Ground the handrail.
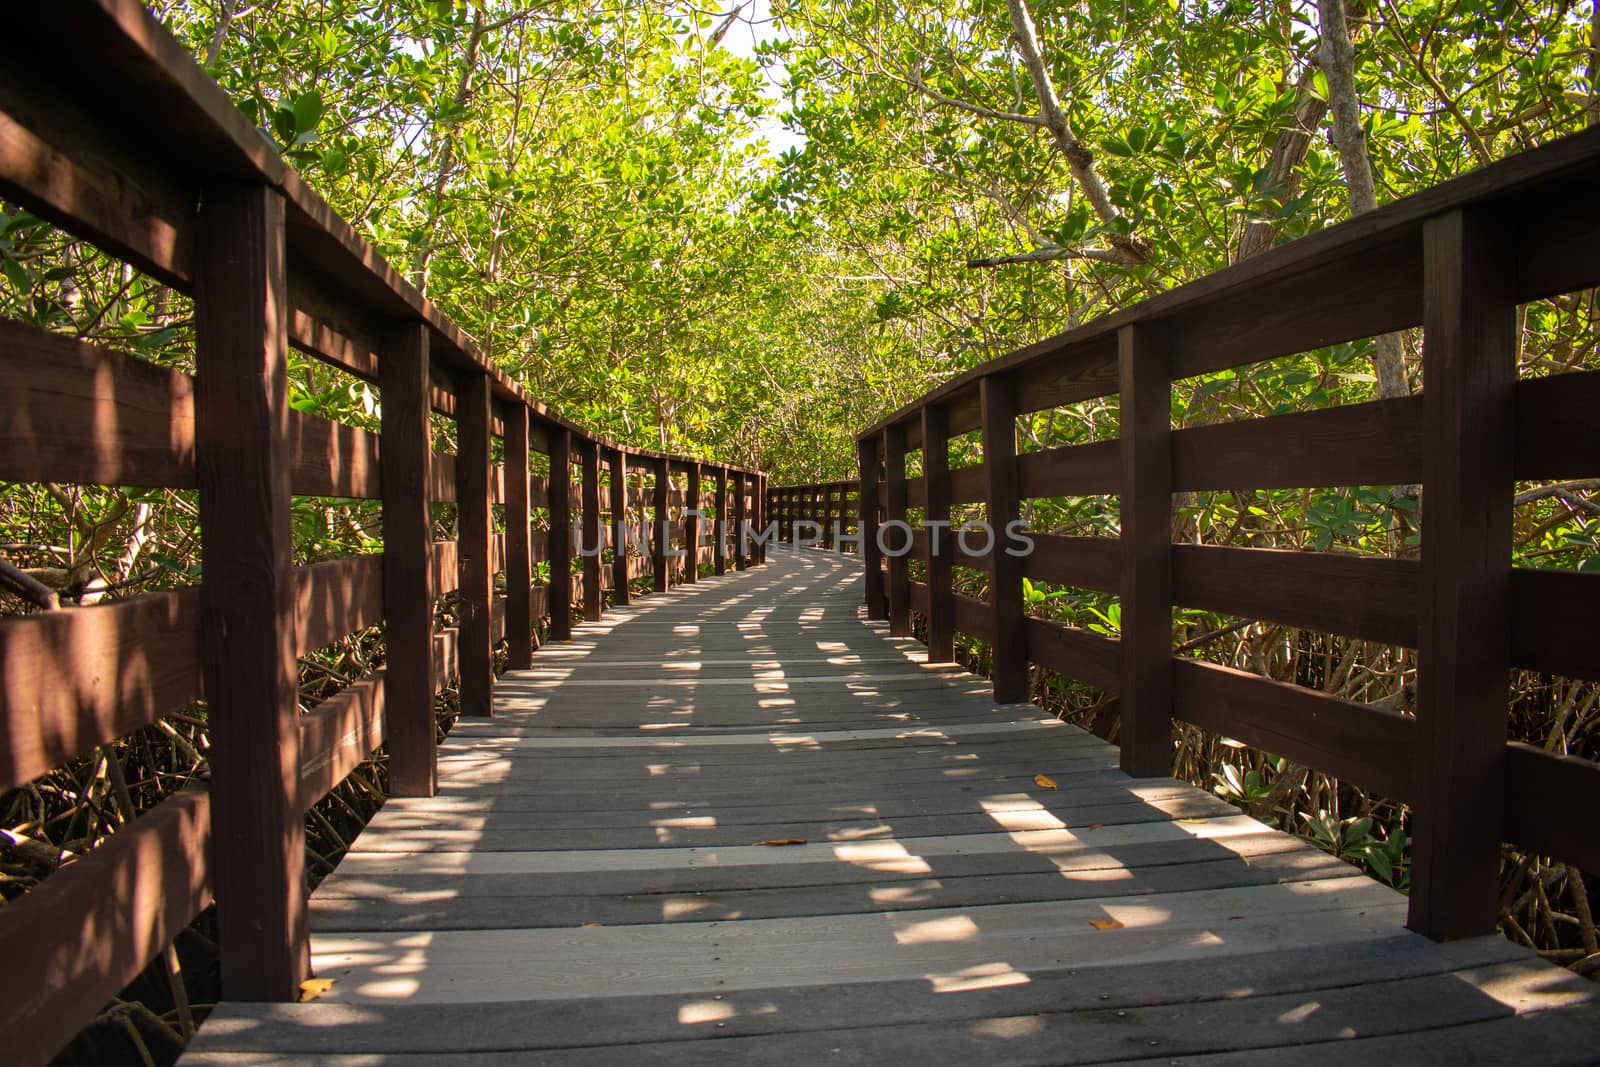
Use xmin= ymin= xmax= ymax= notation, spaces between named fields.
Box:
xmin=849 ymin=127 xmax=1600 ymax=944
xmin=0 ymin=3 xmax=766 ymax=1062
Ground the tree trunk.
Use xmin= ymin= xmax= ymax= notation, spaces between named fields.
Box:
xmin=1316 ymin=0 xmax=1409 ymax=399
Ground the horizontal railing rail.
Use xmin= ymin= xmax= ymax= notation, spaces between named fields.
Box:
xmin=0 ymin=3 xmax=765 ymax=1063
xmin=853 ymin=125 xmax=1600 ymax=944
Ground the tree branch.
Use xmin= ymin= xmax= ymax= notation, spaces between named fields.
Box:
xmin=967 ymin=244 xmax=1124 ymax=268
xmin=906 ymin=66 xmax=1049 ymax=128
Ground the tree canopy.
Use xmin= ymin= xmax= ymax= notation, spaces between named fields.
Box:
xmin=135 ymin=0 xmax=1595 ymax=481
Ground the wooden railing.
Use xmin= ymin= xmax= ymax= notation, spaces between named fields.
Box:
xmin=0 ymin=4 xmax=764 ymax=1062
xmin=840 ymin=127 xmax=1600 ymax=943
xmin=768 ymin=480 xmax=860 ymax=550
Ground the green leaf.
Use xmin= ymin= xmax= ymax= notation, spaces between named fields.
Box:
xmin=293 ymin=91 xmax=325 ymax=134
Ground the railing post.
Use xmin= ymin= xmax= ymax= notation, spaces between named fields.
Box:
xmin=193 ymin=182 xmax=305 ymax=1000
xmin=1409 ymin=208 xmax=1516 ymax=940
xmin=653 ymin=455 xmax=670 ymax=591
xmin=822 ymin=482 xmax=835 ymax=550
xmin=922 ymin=403 xmax=954 ymax=663
xmin=609 ymin=448 xmax=629 ymax=605
xmin=733 ymin=470 xmax=748 ymax=570
xmin=456 ymin=371 xmax=494 ymax=718
xmin=685 ymin=463 xmax=701 ymax=582
xmin=981 ymin=374 xmax=1028 ymax=704
xmin=381 ymin=321 xmax=436 ymax=796
xmin=503 ymin=402 xmax=533 ymax=670
xmin=860 ymin=437 xmax=886 ymax=618
xmin=755 ymin=474 xmax=766 ymax=564
xmin=885 ymin=430 xmax=910 ymax=636
xmin=714 ymin=466 xmax=728 ymax=575
xmin=1118 ymin=322 xmax=1174 ymax=775
xmin=581 ymin=440 xmax=602 ymax=621
xmin=547 ymin=427 xmax=572 ymax=640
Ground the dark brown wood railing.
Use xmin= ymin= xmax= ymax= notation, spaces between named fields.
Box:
xmin=769 ymin=481 xmax=860 ymax=550
xmin=784 ymin=126 xmax=1600 ymax=945
xmin=0 ymin=4 xmax=764 ymax=1063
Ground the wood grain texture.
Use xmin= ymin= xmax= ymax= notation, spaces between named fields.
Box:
xmin=546 ymin=428 xmax=572 ymax=640
xmin=1172 ymin=544 xmax=1419 ymax=646
xmin=980 ymin=375 xmax=1027 ymax=703
xmin=455 ymin=372 xmax=494 ymax=719
xmin=192 ymin=182 xmax=305 ymax=1000
xmin=714 ymin=466 xmax=728 ymax=576
xmin=1173 ymin=658 xmax=1417 ymax=800
xmin=884 ymin=425 xmax=910 ymax=636
xmin=653 ymin=455 xmax=670 ymax=592
xmin=1410 ymin=208 xmax=1515 ymax=940
xmin=502 ymin=404 xmax=533 ymax=669
xmin=1117 ymin=322 xmax=1174 ymax=777
xmin=608 ymin=450 xmax=630 ymax=605
xmin=921 ymin=404 xmax=954 ymax=662
xmin=1172 ymin=396 xmax=1423 ymax=491
xmin=580 ymin=441 xmax=602 ymax=621
xmin=0 ymin=587 xmax=201 ymax=791
xmin=1 ymin=787 xmax=211 ymax=1067
xmin=1017 ymin=441 xmax=1121 ymax=499
xmin=1026 ymin=617 xmax=1121 ymax=692
xmin=1503 ymin=743 xmax=1600 ymax=875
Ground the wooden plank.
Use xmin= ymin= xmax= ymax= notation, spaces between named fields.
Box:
xmin=1118 ymin=321 xmax=1174 ymax=777
xmin=379 ymin=318 xmax=436 ymax=797
xmin=0 ymin=85 xmax=194 ymax=290
xmin=608 ymin=450 xmax=630 ymax=605
xmin=0 ymin=319 xmax=194 ymax=488
xmin=952 ymin=591 xmax=993 ymax=642
xmin=291 ymin=554 xmax=382 ymax=656
xmin=192 ymin=182 xmax=304 ymax=999
xmin=1510 ymin=568 xmax=1599 ymax=681
xmin=1503 ymin=743 xmax=1600 ymax=874
xmin=1026 ymin=617 xmax=1121 ymax=692
xmin=454 ymin=372 xmax=494 ymax=719
xmin=503 ymin=404 xmax=533 ymax=669
xmin=884 ymin=425 xmax=910 ymax=636
xmin=1410 ymin=208 xmax=1516 ymax=940
xmin=0 ymin=787 xmax=211 ymax=1067
xmin=1515 ymin=370 xmax=1600 ymax=479
xmin=298 ymin=673 xmax=385 ymax=810
xmin=0 ymin=588 xmax=201 ymax=791
xmin=1023 ymin=534 xmax=1121 ymax=592
xmin=187 ymin=935 xmax=1533 ymax=1056
xmin=286 ymin=410 xmax=381 ymax=499
xmin=284 ymin=268 xmax=381 ymax=382
xmin=1172 ymin=545 xmax=1419 ymax=646
xmin=581 ymin=441 xmax=602 ymax=621
xmin=546 ymin=429 xmax=571 ymax=641
xmin=922 ymin=403 xmax=954 ymax=662
xmin=1017 ymin=440 xmax=1121 ymax=499
xmin=430 ymin=540 xmax=459 ymax=596
xmin=426 ymin=450 xmax=454 ymax=503
xmin=1172 ymin=396 xmax=1424 ymax=491
xmin=1173 ymin=658 xmax=1417 ymax=800
xmin=652 ymin=454 xmax=669 ymax=592
xmin=949 ymin=463 xmax=987 ymax=505
xmin=980 ymin=374 xmax=1027 ymax=703
xmin=0 ymin=319 xmax=377 ymax=496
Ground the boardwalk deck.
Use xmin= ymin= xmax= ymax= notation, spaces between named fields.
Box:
xmin=184 ymin=549 xmax=1600 ymax=1064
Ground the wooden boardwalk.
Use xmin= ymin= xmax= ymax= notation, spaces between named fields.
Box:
xmin=185 ymin=549 xmax=1600 ymax=1064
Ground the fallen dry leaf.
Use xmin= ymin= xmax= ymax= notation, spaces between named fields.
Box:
xmin=1088 ymin=918 xmax=1125 ymax=931
xmin=581 ymin=922 xmax=604 ymax=928
xmin=1085 ymin=822 xmax=1104 ymax=831
xmin=298 ymin=978 xmax=335 ymax=1003
xmin=1033 ymin=773 xmax=1059 ymax=790
xmin=755 ymin=838 xmax=808 ymax=846
xmin=1227 ymin=915 xmax=1246 ymax=921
